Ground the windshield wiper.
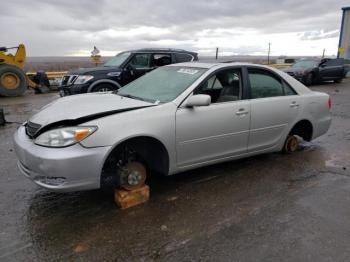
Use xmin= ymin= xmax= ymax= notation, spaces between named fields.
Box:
xmin=117 ymin=93 xmax=156 ymax=103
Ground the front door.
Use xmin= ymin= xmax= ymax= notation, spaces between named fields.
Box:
xmin=127 ymin=53 xmax=153 ymax=81
xmin=176 ymin=68 xmax=250 ymax=167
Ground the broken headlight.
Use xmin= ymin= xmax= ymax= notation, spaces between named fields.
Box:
xmin=34 ymin=126 xmax=97 ymax=147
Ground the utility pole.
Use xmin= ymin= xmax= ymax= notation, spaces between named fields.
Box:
xmin=322 ymin=48 xmax=325 ymax=59
xmin=267 ymin=43 xmax=271 ymax=64
xmin=215 ymin=47 xmax=219 ymax=60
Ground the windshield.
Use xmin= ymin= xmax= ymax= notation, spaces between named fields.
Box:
xmin=118 ymin=66 xmax=207 ymax=103
xmin=292 ymin=60 xmax=318 ymax=69
xmin=104 ymin=52 xmax=131 ymax=67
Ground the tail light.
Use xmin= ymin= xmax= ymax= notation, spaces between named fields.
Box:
xmin=328 ymin=96 xmax=332 ymax=109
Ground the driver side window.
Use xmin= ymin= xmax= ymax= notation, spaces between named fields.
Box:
xmin=129 ymin=53 xmax=151 ymax=68
xmin=194 ymin=69 xmax=242 ymax=103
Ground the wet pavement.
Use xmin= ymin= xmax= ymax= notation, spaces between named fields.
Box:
xmin=0 ymin=81 xmax=350 ymax=262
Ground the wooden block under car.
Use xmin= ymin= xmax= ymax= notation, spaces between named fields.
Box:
xmin=114 ymin=185 xmax=150 ymax=209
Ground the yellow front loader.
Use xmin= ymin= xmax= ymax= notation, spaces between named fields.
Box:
xmin=0 ymin=44 xmax=41 ymax=97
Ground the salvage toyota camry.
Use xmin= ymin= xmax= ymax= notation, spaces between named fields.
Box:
xmin=14 ymin=62 xmax=331 ymax=192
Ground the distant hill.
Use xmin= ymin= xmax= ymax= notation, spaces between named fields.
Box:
xmin=25 ymin=56 xmax=111 ymax=72
xmin=24 ymin=55 xmax=317 ymax=72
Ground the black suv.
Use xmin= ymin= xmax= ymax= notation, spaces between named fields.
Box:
xmin=59 ymin=48 xmax=198 ymax=96
xmin=283 ymin=58 xmax=349 ymax=86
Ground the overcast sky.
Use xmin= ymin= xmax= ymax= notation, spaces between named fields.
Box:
xmin=1 ymin=0 xmax=348 ymax=57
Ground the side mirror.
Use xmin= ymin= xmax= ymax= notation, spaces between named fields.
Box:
xmin=185 ymin=94 xmax=211 ymax=107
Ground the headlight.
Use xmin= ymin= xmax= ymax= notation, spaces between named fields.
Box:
xmin=107 ymin=71 xmax=121 ymax=77
xmin=74 ymin=75 xmax=94 ymax=84
xmin=34 ymin=126 xmax=97 ymax=147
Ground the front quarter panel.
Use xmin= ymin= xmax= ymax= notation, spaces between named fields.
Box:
xmin=79 ymin=102 xmax=177 ymax=173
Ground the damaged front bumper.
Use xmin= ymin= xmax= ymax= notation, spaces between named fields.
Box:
xmin=13 ymin=125 xmax=111 ymax=192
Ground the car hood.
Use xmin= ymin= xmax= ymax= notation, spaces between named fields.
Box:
xmin=68 ymin=66 xmax=121 ymax=75
xmin=29 ymin=93 xmax=154 ymax=130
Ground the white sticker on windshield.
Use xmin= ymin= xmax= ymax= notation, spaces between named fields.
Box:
xmin=177 ymin=68 xmax=199 ymax=75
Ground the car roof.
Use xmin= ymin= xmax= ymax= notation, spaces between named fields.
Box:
xmin=167 ymin=62 xmax=219 ymax=69
xmin=126 ymin=48 xmax=197 ymax=55
xmin=167 ymin=62 xmax=270 ymax=69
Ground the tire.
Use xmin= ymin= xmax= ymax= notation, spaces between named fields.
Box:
xmin=91 ymin=83 xmax=115 ymax=93
xmin=304 ymin=73 xmax=313 ymax=86
xmin=334 ymin=78 xmax=343 ymax=83
xmin=0 ymin=64 xmax=27 ymax=97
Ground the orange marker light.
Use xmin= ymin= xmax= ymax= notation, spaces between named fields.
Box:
xmin=74 ymin=129 xmax=90 ymax=141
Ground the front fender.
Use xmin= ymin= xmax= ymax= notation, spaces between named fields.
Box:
xmin=88 ymin=79 xmax=121 ymax=92
xmin=79 ymin=103 xmax=178 ymax=174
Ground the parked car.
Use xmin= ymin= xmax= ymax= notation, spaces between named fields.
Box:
xmin=59 ymin=48 xmax=198 ymax=96
xmin=283 ymin=58 xmax=346 ymax=85
xmin=14 ymin=63 xmax=331 ymax=192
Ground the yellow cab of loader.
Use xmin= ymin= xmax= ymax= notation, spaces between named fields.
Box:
xmin=0 ymin=44 xmax=42 ymax=97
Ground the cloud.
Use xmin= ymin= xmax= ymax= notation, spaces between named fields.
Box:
xmin=0 ymin=0 xmax=347 ymax=56
xmin=299 ymin=30 xmax=340 ymax=40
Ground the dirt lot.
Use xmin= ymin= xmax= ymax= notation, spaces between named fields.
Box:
xmin=0 ymin=80 xmax=350 ymax=261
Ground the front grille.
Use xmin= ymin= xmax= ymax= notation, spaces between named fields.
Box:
xmin=26 ymin=121 xmax=41 ymax=138
xmin=61 ymin=75 xmax=78 ymax=86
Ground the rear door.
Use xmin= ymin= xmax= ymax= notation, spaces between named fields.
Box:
xmin=247 ymin=68 xmax=301 ymax=152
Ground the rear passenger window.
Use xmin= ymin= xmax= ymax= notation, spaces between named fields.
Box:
xmin=248 ymin=69 xmax=283 ymax=98
xmin=248 ymin=68 xmax=296 ymax=98
xmin=151 ymin=54 xmax=172 ymax=67
xmin=175 ymin=53 xmax=193 ymax=63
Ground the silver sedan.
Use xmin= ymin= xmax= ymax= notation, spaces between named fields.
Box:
xmin=14 ymin=62 xmax=332 ymax=192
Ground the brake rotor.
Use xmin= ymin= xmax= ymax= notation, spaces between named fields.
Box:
xmin=120 ymin=161 xmax=146 ymax=191
xmin=285 ymin=135 xmax=299 ymax=153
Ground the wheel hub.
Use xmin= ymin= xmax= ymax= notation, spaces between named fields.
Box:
xmin=286 ymin=135 xmax=298 ymax=152
xmin=119 ymin=161 xmax=146 ymax=190
xmin=0 ymin=73 xmax=20 ymax=89
xmin=127 ymin=170 xmax=143 ymax=186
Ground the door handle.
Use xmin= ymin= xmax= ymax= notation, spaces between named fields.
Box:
xmin=290 ymin=101 xmax=299 ymax=108
xmin=236 ymin=108 xmax=249 ymax=116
